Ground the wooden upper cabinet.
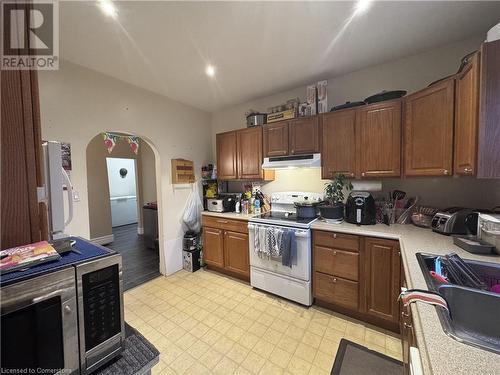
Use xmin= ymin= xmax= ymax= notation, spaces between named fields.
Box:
xmin=356 ymin=100 xmax=402 ymax=178
xmin=364 ymin=237 xmax=401 ymax=324
xmin=202 ymin=227 xmax=224 ymax=268
xmin=478 ymin=40 xmax=500 ymax=178
xmin=455 ymin=52 xmax=480 ymax=176
xmin=321 ymin=110 xmax=356 ymax=179
xmin=289 ymin=116 xmax=320 ymax=155
xmin=404 ymin=79 xmax=454 ymax=176
xmin=216 ymin=131 xmax=238 ymax=180
xmin=224 ymin=230 xmax=250 ymax=278
xmin=237 ymin=127 xmax=263 ymax=180
xmin=263 ymin=122 xmax=289 ymax=157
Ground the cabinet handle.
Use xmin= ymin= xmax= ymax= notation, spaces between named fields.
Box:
xmin=361 ymin=172 xmax=366 ymax=177
xmin=349 ymin=173 xmax=354 ymax=177
xmin=333 ymin=250 xmax=337 ymax=255
xmin=464 ymin=167 xmax=472 ymax=173
xmin=332 ymin=233 xmax=337 ymax=239
xmin=401 ymin=311 xmax=409 ymax=318
xmin=443 ymin=169 xmax=449 ymax=175
xmin=404 ymin=322 xmax=412 ymax=329
xmin=291 ymin=149 xmax=295 ymax=154
xmin=332 ymin=278 xmax=337 ymax=283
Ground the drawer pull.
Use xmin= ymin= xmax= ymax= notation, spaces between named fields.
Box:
xmin=332 ymin=278 xmax=337 ymax=283
xmin=404 ymin=322 xmax=412 ymax=329
xmin=332 ymin=233 xmax=337 ymax=239
xmin=333 ymin=250 xmax=337 ymax=255
xmin=401 ymin=311 xmax=409 ymax=318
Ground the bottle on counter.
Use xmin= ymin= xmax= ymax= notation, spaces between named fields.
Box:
xmin=254 ymin=198 xmax=261 ymax=215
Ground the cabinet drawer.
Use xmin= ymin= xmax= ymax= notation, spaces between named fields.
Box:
xmin=202 ymin=216 xmax=248 ymax=233
xmin=314 ymin=246 xmax=359 ymax=281
xmin=314 ymin=272 xmax=358 ymax=310
xmin=314 ymin=231 xmax=359 ymax=252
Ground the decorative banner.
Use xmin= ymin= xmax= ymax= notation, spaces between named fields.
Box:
xmin=102 ymin=132 xmax=118 ymax=154
xmin=127 ymin=136 xmax=140 ymax=154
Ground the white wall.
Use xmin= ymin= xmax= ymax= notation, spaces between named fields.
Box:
xmin=212 ymin=35 xmax=500 ymax=209
xmin=106 ymin=158 xmax=137 ymax=198
xmin=39 ymin=61 xmax=212 ymax=275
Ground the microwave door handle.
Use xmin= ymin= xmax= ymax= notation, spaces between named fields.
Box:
xmin=32 ymin=288 xmax=71 ymax=304
xmin=61 ymin=167 xmax=74 ymax=227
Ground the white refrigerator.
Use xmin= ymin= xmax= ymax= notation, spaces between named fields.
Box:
xmin=40 ymin=141 xmax=74 ymax=239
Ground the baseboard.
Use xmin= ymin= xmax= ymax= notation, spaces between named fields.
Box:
xmin=137 ymin=227 xmax=144 ymax=235
xmin=91 ymin=234 xmax=114 ymax=245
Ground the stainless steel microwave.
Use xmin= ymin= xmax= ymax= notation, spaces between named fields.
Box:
xmin=0 ymin=254 xmax=124 ymax=374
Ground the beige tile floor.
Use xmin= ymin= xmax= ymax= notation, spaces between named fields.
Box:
xmin=124 ymin=269 xmax=403 ymax=375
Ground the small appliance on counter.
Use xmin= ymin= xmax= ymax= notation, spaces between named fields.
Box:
xmin=182 ymin=231 xmax=200 ymax=272
xmin=207 ymin=194 xmax=238 ymax=213
xmin=477 ymin=213 xmax=500 ymax=255
xmin=345 ymin=191 xmax=376 ymax=225
xmin=431 ymin=207 xmax=474 ymax=235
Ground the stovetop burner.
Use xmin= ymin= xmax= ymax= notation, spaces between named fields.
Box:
xmin=250 ymin=211 xmax=319 ymax=228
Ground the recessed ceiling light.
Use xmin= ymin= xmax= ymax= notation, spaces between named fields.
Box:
xmin=355 ymin=0 xmax=372 ymax=14
xmin=98 ymin=0 xmax=117 ymax=18
xmin=205 ymin=65 xmax=216 ymax=78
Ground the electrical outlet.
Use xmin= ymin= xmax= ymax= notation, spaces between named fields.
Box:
xmin=73 ymin=190 xmax=81 ymax=202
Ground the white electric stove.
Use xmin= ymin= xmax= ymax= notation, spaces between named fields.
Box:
xmin=248 ymin=192 xmax=323 ymax=306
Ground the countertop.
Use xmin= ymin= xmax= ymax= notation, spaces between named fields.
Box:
xmin=202 ymin=211 xmax=257 ymax=221
xmin=201 ymin=211 xmax=500 ymax=374
xmin=311 ymin=220 xmax=500 ymax=375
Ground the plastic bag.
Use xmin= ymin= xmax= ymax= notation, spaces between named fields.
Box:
xmin=182 ymin=182 xmax=203 ymax=232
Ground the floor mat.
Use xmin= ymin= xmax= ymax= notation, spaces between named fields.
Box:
xmin=331 ymin=338 xmax=403 ymax=375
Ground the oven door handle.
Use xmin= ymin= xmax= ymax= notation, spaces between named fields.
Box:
xmin=247 ymin=223 xmax=310 ymax=238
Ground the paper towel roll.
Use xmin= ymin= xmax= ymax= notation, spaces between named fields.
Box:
xmin=351 ymin=180 xmax=382 ymax=192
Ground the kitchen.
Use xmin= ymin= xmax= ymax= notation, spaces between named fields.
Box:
xmin=2 ymin=1 xmax=500 ymax=375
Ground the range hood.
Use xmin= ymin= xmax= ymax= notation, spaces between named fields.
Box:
xmin=262 ymin=153 xmax=321 ymax=170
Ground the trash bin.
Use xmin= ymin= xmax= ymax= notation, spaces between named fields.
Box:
xmin=143 ymin=202 xmax=158 ymax=250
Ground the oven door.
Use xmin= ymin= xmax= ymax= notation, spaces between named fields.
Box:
xmin=0 ymin=267 xmax=79 ymax=374
xmin=248 ymin=223 xmax=312 ymax=281
xmin=76 ymin=254 xmax=124 ymax=375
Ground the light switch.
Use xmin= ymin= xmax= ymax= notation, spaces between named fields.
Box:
xmin=73 ymin=190 xmax=81 ymax=202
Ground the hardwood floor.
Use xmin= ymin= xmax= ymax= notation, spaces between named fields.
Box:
xmin=107 ymin=224 xmax=160 ymax=291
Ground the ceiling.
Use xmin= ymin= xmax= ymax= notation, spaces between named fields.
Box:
xmin=60 ymin=1 xmax=500 ymax=112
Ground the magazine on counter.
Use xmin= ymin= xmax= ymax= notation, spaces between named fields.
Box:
xmin=0 ymin=241 xmax=61 ymax=274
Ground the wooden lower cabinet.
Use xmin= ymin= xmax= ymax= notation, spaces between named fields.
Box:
xmin=202 ymin=227 xmax=224 ymax=268
xmin=202 ymin=216 xmax=250 ymax=280
xmin=364 ymin=237 xmax=401 ymax=325
xmin=400 ymin=265 xmax=416 ymax=375
xmin=313 ymin=230 xmax=401 ymax=332
xmin=224 ymin=230 xmax=249 ymax=278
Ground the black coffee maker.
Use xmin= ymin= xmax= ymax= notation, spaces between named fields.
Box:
xmin=346 ymin=191 xmax=376 ymax=225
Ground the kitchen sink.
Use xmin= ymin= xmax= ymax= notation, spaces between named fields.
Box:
xmin=416 ymin=253 xmax=500 ymax=354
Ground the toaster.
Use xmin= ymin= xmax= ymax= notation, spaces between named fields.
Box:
xmin=345 ymin=191 xmax=376 ymax=225
xmin=431 ymin=207 xmax=474 ymax=235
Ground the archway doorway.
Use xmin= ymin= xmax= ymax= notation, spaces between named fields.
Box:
xmin=85 ymin=132 xmax=161 ymax=290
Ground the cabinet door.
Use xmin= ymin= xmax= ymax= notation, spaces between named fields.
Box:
xmin=1 ymin=68 xmax=47 ymax=249
xmin=202 ymin=227 xmax=224 ymax=268
xmin=224 ymin=230 xmax=250 ymax=278
xmin=289 ymin=116 xmax=320 ymax=155
xmin=263 ymin=122 xmax=289 ymax=157
xmin=364 ymin=237 xmax=401 ymax=324
xmin=216 ymin=131 xmax=238 ymax=180
xmin=454 ymin=52 xmax=480 ymax=176
xmin=321 ymin=110 xmax=356 ymax=179
xmin=237 ymin=127 xmax=263 ymax=180
xmin=356 ymin=101 xmax=401 ymax=178
xmin=478 ymin=40 xmax=500 ymax=178
xmin=404 ymin=80 xmax=454 ymax=176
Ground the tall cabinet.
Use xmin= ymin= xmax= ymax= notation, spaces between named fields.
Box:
xmin=1 ymin=13 xmax=47 ymax=249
